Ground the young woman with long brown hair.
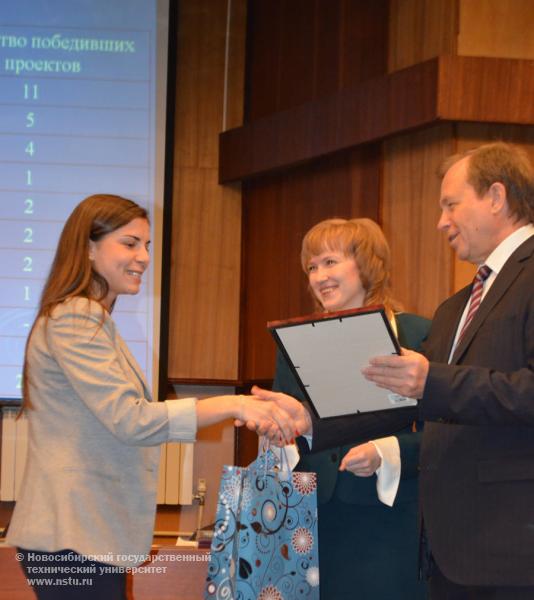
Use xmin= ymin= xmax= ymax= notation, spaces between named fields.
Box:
xmin=7 ymin=194 xmax=295 ymax=599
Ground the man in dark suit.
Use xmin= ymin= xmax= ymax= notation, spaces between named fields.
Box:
xmin=363 ymin=142 xmax=534 ymax=598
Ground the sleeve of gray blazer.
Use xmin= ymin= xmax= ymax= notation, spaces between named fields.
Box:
xmin=45 ymin=298 xmax=193 ymax=446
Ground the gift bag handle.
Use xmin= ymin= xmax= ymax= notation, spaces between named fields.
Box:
xmin=259 ymin=438 xmax=291 ymax=480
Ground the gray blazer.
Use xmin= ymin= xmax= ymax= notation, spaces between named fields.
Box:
xmin=7 ymin=297 xmax=196 ymax=567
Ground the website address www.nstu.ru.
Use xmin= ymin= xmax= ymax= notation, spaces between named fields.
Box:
xmin=27 ymin=577 xmax=93 ymax=587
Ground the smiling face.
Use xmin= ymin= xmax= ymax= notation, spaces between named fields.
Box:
xmin=307 ymin=250 xmax=366 ymax=312
xmin=437 ymin=157 xmax=497 ymax=265
xmin=88 ymin=217 xmax=150 ymax=308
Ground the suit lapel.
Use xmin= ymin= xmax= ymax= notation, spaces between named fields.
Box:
xmin=442 ymin=289 xmax=470 ymax=361
xmin=451 ymin=236 xmax=533 ymax=364
xmin=425 ymin=289 xmax=470 ymax=363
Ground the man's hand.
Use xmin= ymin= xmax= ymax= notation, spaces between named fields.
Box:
xmin=250 ymin=385 xmax=313 ymax=437
xmin=362 ymin=347 xmax=429 ymax=399
xmin=339 ymin=442 xmax=381 ymax=477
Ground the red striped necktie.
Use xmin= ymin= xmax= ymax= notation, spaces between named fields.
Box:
xmin=457 ymin=264 xmax=492 ymax=343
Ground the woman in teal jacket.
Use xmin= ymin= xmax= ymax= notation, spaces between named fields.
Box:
xmin=271 ymin=218 xmax=429 ymax=599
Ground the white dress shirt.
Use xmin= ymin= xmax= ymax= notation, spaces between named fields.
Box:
xmin=449 ymin=224 xmax=534 ymax=361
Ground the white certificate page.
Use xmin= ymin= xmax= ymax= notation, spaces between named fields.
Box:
xmin=272 ymin=309 xmax=417 ymax=418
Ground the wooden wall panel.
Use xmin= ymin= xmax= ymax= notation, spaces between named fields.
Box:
xmin=437 ymin=56 xmax=534 ymax=125
xmin=244 ymin=0 xmax=284 ymax=119
xmin=226 ymin=0 xmax=247 ymax=131
xmin=173 ymin=2 xmax=225 ymax=167
xmin=169 ymin=169 xmax=241 ymax=379
xmin=337 ymin=0 xmax=389 ymax=86
xmin=458 ymin=0 xmax=534 ymax=59
xmin=240 ymin=0 xmax=389 ymax=382
xmin=245 ymin=0 xmax=388 ymax=119
xmin=388 ymin=0 xmax=458 ymax=71
xmin=313 ymin=1 xmax=344 ymax=95
xmin=168 ymin=0 xmax=246 ymax=380
xmin=221 ymin=55 xmax=534 ymax=183
xmin=276 ymin=0 xmax=317 ymax=111
xmin=382 ymin=125 xmax=455 ymax=317
xmin=242 ymin=148 xmax=381 ymax=381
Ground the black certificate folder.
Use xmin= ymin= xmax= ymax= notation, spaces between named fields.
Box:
xmin=268 ymin=306 xmax=417 ymax=419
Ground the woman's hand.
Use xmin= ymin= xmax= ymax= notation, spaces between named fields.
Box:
xmin=196 ymin=394 xmax=295 ymax=445
xmin=249 ymin=386 xmax=313 ymax=437
xmin=339 ymin=442 xmax=381 ymax=477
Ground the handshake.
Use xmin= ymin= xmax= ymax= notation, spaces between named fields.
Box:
xmin=233 ymin=385 xmax=313 ymax=446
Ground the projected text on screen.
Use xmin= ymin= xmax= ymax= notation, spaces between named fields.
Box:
xmin=0 ymin=1 xmax=166 ymax=400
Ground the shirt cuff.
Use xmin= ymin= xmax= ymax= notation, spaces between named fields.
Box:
xmin=165 ymin=397 xmax=198 ymax=442
xmin=269 ymin=443 xmax=301 ymax=471
xmin=370 ymin=436 xmax=401 ymax=507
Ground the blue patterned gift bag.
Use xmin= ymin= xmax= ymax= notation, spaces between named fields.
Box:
xmin=205 ymin=447 xmax=320 ymax=599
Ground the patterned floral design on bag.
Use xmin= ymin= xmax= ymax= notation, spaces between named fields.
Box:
xmin=205 ymin=450 xmax=320 ymax=599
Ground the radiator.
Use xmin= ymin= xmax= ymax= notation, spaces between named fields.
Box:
xmin=0 ymin=408 xmax=194 ymax=505
xmin=157 ymin=442 xmax=194 ymax=505
xmin=0 ymin=407 xmax=28 ymax=501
